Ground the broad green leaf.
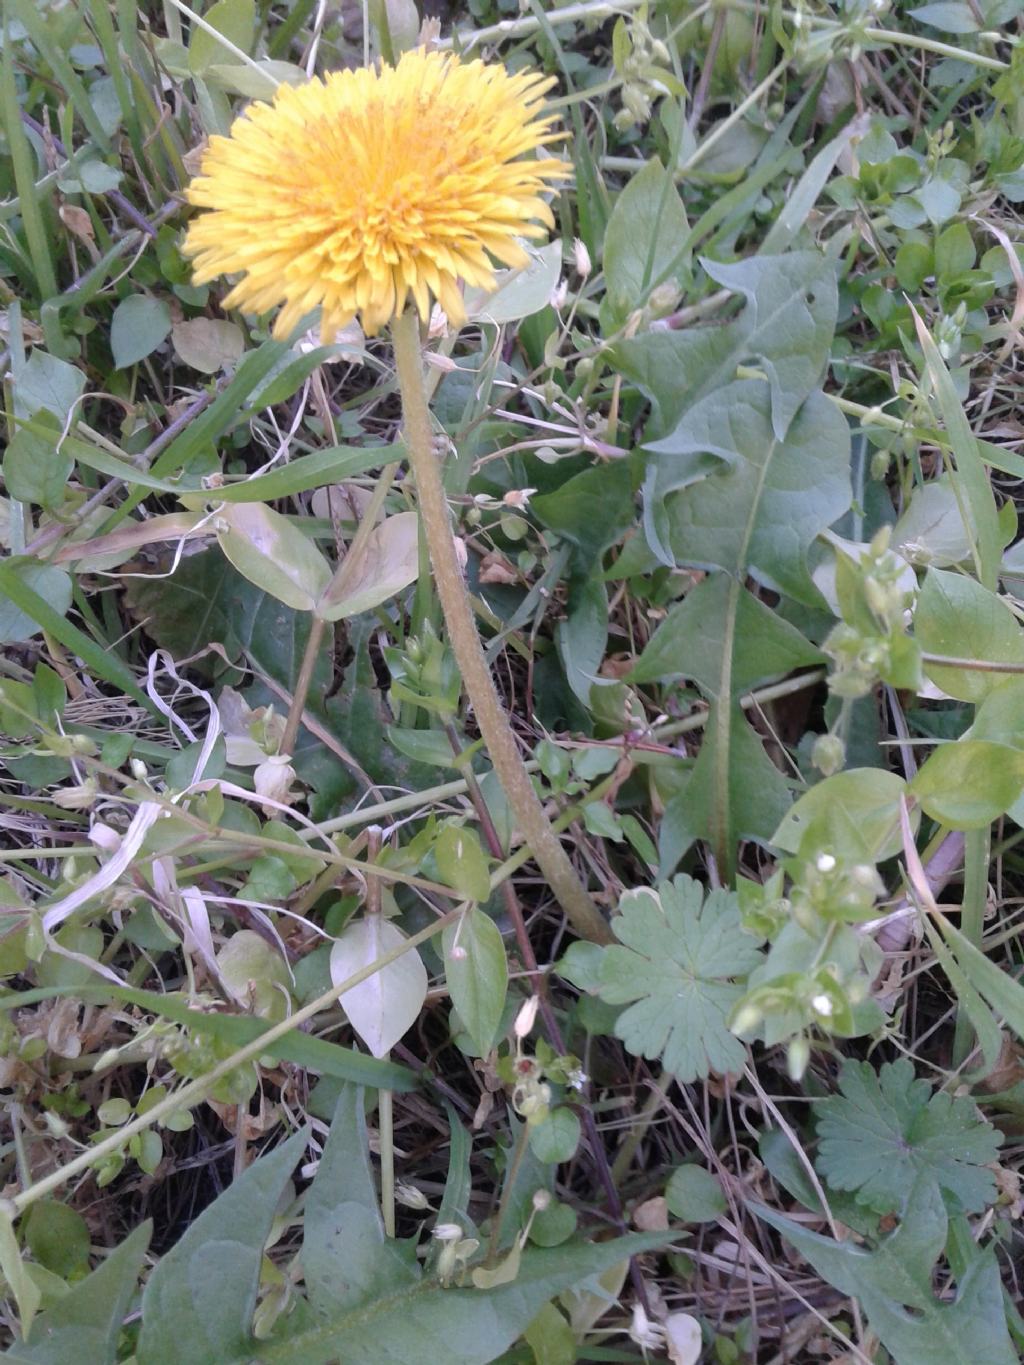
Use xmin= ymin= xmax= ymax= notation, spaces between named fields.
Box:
xmin=217 ymin=930 xmax=292 ymax=1021
xmin=171 ymin=318 xmax=245 ymax=373
xmin=3 ymin=424 xmax=71 ymax=507
xmin=665 ymin=1166 xmax=726 ymax=1223
xmin=443 ymin=909 xmax=508 ymax=1056
xmin=216 ymin=502 xmax=331 ymax=613
xmin=909 ymin=2 xmax=981 ymax=32
xmin=971 ymin=679 xmax=1024 ymax=824
xmin=642 ymin=379 xmax=851 ymax=599
xmin=204 ymin=59 xmax=305 ymax=98
xmin=330 ymin=917 xmax=429 ymax=1058
xmin=634 ymin=564 xmax=818 ymax=878
xmin=138 ymin=1129 xmax=307 ymax=1365
xmin=595 ymin=877 xmax=762 ymax=1083
xmin=528 ymin=1108 xmax=581 ymax=1165
xmin=755 ymin=1177 xmax=1017 ymax=1365
xmin=258 ymin=1233 xmax=667 ymax=1364
xmin=188 ymin=0 xmax=255 ymax=73
xmin=630 ymin=573 xmax=823 ymax=688
xmin=303 ymin=1088 xmax=417 ymax=1316
xmin=772 ymin=768 xmax=911 ymax=862
xmin=915 ymin=568 xmax=1024 ymax=702
xmin=610 ymin=251 xmax=837 ymax=441
xmin=893 ymin=477 xmax=977 ymax=568
xmin=0 ymin=563 xmax=71 ymax=643
xmin=6 ymin=1222 xmax=150 ymax=1365
xmin=532 ymin=458 xmax=634 ymax=567
xmin=22 ymin=1202 xmax=90 ymax=1280
xmin=316 ymin=512 xmax=419 ymax=621
xmin=435 ymin=826 xmax=492 ymax=904
xmin=124 ymin=549 xmax=331 ymax=685
xmin=910 ymin=739 xmax=1024 ymax=829
xmin=466 ymin=240 xmax=562 ymax=324
xmin=523 ymin=1303 xmax=575 ymax=1365
xmin=110 ymin=295 xmax=172 ymax=369
xmin=601 ymin=158 xmax=689 ymax=328
xmin=14 ymin=350 xmax=86 ymax=425
xmin=815 ymin=1059 xmax=1000 ymax=1215
xmin=660 ymin=700 xmax=792 ymax=876
xmin=556 ymin=574 xmax=608 ymax=707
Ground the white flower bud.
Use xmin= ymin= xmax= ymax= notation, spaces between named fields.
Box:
xmin=815 ymin=853 xmax=837 ymax=874
xmin=572 ymin=238 xmax=591 ymax=277
xmin=514 ymin=996 xmax=540 ymax=1039
xmin=431 ymin=1222 xmax=463 ymax=1242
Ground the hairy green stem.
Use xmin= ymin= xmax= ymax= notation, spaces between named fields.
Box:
xmin=390 ymin=309 xmax=610 ymax=945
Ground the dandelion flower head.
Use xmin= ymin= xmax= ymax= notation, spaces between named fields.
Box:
xmin=184 ymin=48 xmax=566 ymax=338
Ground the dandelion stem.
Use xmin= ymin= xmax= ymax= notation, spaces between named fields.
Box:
xmin=390 ymin=309 xmax=610 ymax=945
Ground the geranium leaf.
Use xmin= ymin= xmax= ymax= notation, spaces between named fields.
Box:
xmin=815 ymin=1058 xmax=1001 ymax=1214
xmin=594 ymin=876 xmax=763 ymax=1083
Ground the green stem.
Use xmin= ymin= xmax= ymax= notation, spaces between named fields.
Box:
xmin=953 ymin=825 xmax=990 ymax=1067
xmin=281 ymin=613 xmax=326 ymax=759
xmin=390 ymin=309 xmax=610 ymax=945
xmin=379 ymin=1088 xmax=396 ymax=1237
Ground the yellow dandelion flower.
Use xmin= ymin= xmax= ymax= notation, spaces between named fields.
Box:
xmin=183 ymin=48 xmax=566 ymax=339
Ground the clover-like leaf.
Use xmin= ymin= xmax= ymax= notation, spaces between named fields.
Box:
xmin=595 ymin=876 xmax=763 ymax=1083
xmin=815 ymin=1058 xmax=1002 ymax=1215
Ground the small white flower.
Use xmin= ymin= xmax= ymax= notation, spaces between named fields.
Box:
xmin=811 ymin=993 xmax=834 ymax=1017
xmin=815 ymin=852 xmax=837 ymax=874
xmin=572 ymin=238 xmax=591 ymax=277
xmin=431 ymin=1222 xmax=463 ymax=1242
xmin=629 ymin=1304 xmax=666 ymax=1351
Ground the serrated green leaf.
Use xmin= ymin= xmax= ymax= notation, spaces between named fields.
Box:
xmin=631 ymin=573 xmax=823 ymax=689
xmin=303 ymin=1088 xmax=417 ymax=1316
xmin=815 ymin=1059 xmax=1001 ymax=1215
xmin=138 ymin=1129 xmax=307 ymax=1365
xmin=259 ymin=1233 xmax=668 ymax=1364
xmin=643 ymin=379 xmax=851 ymax=599
xmin=595 ymin=876 xmax=762 ymax=1083
xmin=610 ymin=251 xmax=837 ymax=441
xmin=755 ymin=1177 xmax=1017 ymax=1365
